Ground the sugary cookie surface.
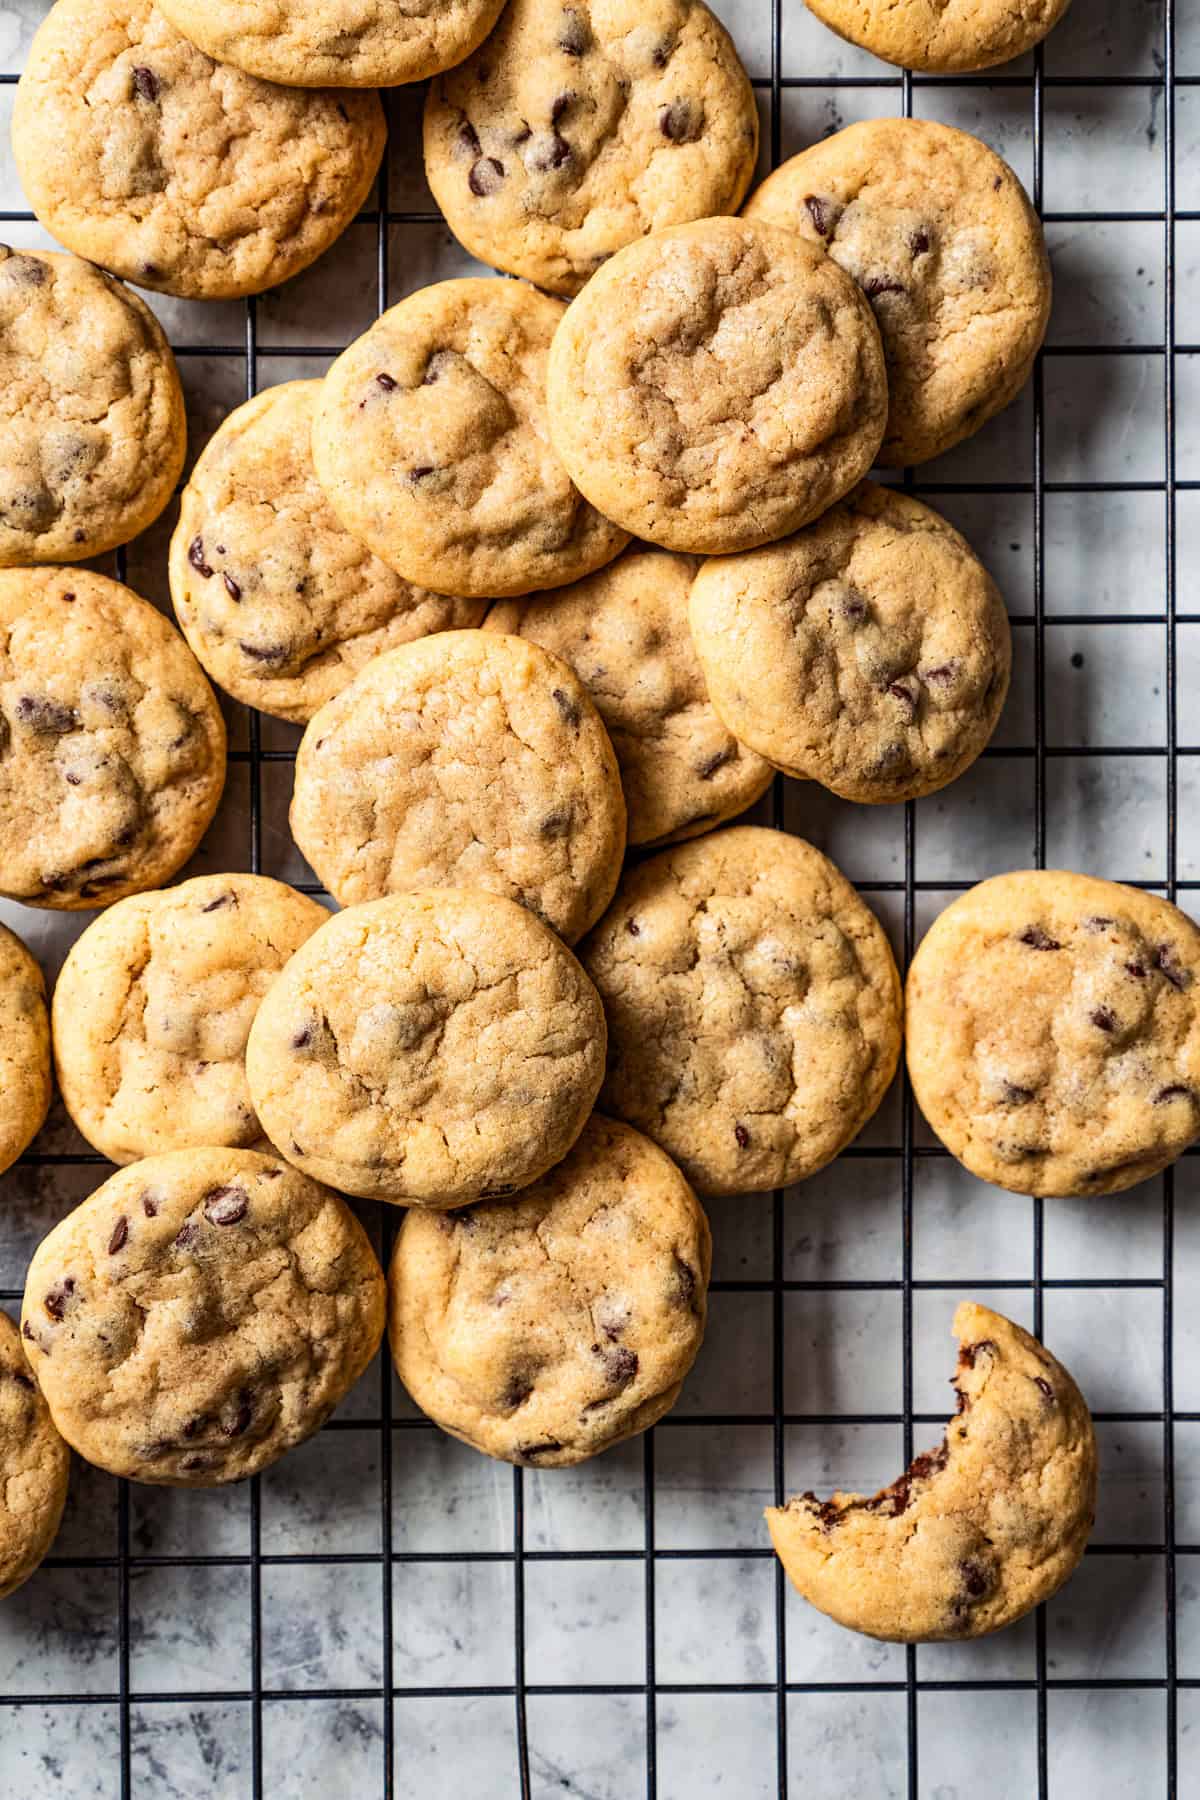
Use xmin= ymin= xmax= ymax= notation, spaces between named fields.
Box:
xmin=803 ymin=0 xmax=1072 ymax=72
xmin=0 ymin=1309 xmax=69 ymax=1598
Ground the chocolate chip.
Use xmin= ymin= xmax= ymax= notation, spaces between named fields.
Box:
xmin=43 ymin=1279 xmax=75 ymax=1321
xmin=142 ymin=1193 xmax=159 ymax=1218
xmin=22 ymin=1322 xmax=34 ymax=1341
xmin=863 ymin=276 xmax=906 ymax=299
xmin=222 ymin=1397 xmax=253 ymax=1438
xmin=519 ymin=1440 xmax=563 ymax=1460
xmin=174 ymin=1223 xmax=199 ymax=1250
xmin=238 ymin=642 xmax=288 ymax=663
xmin=9 ymin=1369 xmax=33 ymax=1391
xmin=1034 ymin=1376 xmax=1055 ymax=1402
xmin=697 ymin=746 xmax=735 ymax=779
xmin=1001 ymin=1081 xmax=1035 ymax=1104
xmin=1019 ymin=927 xmax=1061 ymax=951
xmin=626 ymin=918 xmax=640 ymax=937
xmin=551 ymin=686 xmax=581 ymax=729
xmin=923 ymin=662 xmax=958 ymax=685
xmin=600 ymin=1345 xmax=638 ymax=1389
xmin=375 ymin=372 xmax=398 ymax=392
xmin=910 ymin=229 xmax=931 ymax=255
xmin=659 ymin=100 xmax=701 ymax=142
xmin=132 ymin=65 xmax=159 ymax=102
xmin=3 ymin=253 xmax=47 ymax=286
xmin=672 ymin=1253 xmax=697 ymax=1308
xmin=502 ymin=1374 xmax=534 ymax=1409
xmin=292 ymin=1026 xmax=313 ymax=1049
xmin=888 ymin=681 xmax=916 ymax=714
xmin=180 ymin=1454 xmax=209 ymax=1473
xmin=959 ymin=1339 xmax=996 ymax=1370
xmin=1084 ymin=915 xmax=1115 ymax=932
xmin=108 ymin=1217 xmax=128 ymax=1255
xmin=423 ymin=350 xmax=454 ymax=384
xmin=201 ymin=894 xmax=233 ymax=913
xmin=408 ymin=466 xmax=438 ymax=485
xmin=531 ymin=132 xmax=572 ymax=171
xmin=1126 ymin=961 xmax=1146 ymax=978
xmin=960 ymin=1558 xmax=990 ymax=1598
xmin=540 ymin=808 xmax=571 ymax=838
xmin=551 ymin=92 xmax=574 ymax=124
xmin=1091 ymin=1006 xmax=1117 ymax=1033
xmin=1155 ymin=944 xmax=1191 ymax=990
xmin=652 ymin=40 xmax=672 ymax=67
xmin=458 ymin=121 xmax=482 ymax=156
xmin=909 ymin=1444 xmax=949 ymax=1480
xmin=1155 ymin=1084 xmax=1195 ymax=1104
xmin=223 ymin=573 xmax=242 ymax=602
xmin=469 ymin=156 xmax=506 ymax=196
xmin=804 ymin=195 xmax=832 ymax=238
xmin=557 ymin=10 xmax=589 ymax=54
xmin=15 ymin=695 xmax=77 ymax=734
xmin=734 ymin=1123 xmax=751 ymax=1149
xmin=204 ymin=1186 xmax=249 ymax=1226
xmin=182 ymin=1414 xmax=207 ymax=1440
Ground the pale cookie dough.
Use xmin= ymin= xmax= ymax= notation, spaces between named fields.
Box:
xmin=157 ymin=0 xmax=506 ymax=86
xmin=907 ymin=871 xmax=1200 ymax=1198
xmin=313 ymin=277 xmax=629 ymax=598
xmin=389 ymin=1114 xmax=711 ymax=1465
xmin=767 ymin=1302 xmax=1096 ymax=1642
xmin=424 ymin=0 xmax=759 ymax=297
xmin=245 ymin=891 xmax=608 ymax=1207
xmin=546 ymin=216 xmax=888 ymax=555
xmin=688 ymin=482 xmax=1011 ymax=803
xmin=170 ymin=383 xmax=486 ymax=726
xmin=802 ymin=0 xmax=1072 ymax=72
xmin=580 ymin=825 xmax=902 ymax=1195
xmin=13 ymin=0 xmax=386 ymax=301
xmin=0 ymin=569 xmax=226 ymax=910
xmin=290 ymin=630 xmax=626 ymax=944
xmin=486 ymin=546 xmax=772 ymax=846
xmin=20 ymin=1148 xmax=386 ymax=1487
xmin=744 ymin=119 xmax=1051 ymax=468
xmin=52 ymin=875 xmax=329 ymax=1165
xmin=0 ymin=1310 xmax=70 ymax=1598
xmin=0 ymin=246 xmax=186 ymax=567
xmin=0 ymin=926 xmax=52 ymax=1176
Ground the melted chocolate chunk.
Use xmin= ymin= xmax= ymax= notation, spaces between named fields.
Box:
xmin=222 ymin=1397 xmax=253 ymax=1438
xmin=1019 ymin=927 xmax=1061 ymax=951
xmin=959 ymin=1339 xmax=996 ymax=1370
xmin=804 ymin=195 xmax=832 ymax=238
xmin=551 ymin=686 xmax=581 ymax=729
xmin=1034 ymin=1376 xmax=1054 ymax=1402
xmin=671 ymin=1252 xmax=697 ymax=1308
xmin=458 ymin=120 xmax=482 ymax=156
xmin=1001 ymin=1081 xmax=1035 ymax=1104
xmin=3 ymin=253 xmax=48 ymax=286
xmin=142 ymin=1192 xmax=159 ymax=1218
xmin=600 ymin=1345 xmax=638 ymax=1389
xmin=519 ymin=1439 xmax=563 ymax=1460
xmin=734 ymin=1123 xmax=751 ymax=1149
xmin=697 ymin=746 xmax=735 ymax=779
xmin=132 ymin=65 xmax=159 ymax=102
xmin=174 ymin=1222 xmax=200 ymax=1251
xmin=540 ymin=809 xmax=571 ymax=838
xmin=376 ymin=372 xmax=398 ymax=392
xmin=204 ymin=1186 xmax=249 ymax=1226
xmin=551 ymin=92 xmax=574 ymax=124
xmin=1155 ymin=943 xmax=1191 ymax=990
xmin=15 ymin=695 xmax=78 ymax=735
xmin=531 ymin=132 xmax=572 ymax=171
xmin=188 ymin=536 xmax=214 ymax=579
xmin=238 ymin=642 xmax=288 ymax=664
xmin=659 ymin=100 xmax=701 ymax=143
xmin=502 ymin=1373 xmax=534 ymax=1409
xmin=626 ymin=918 xmax=640 ymax=937
xmin=43 ymin=1278 xmax=75 ymax=1321
xmin=960 ymin=1558 xmax=990 ymax=1598
xmin=1154 ymin=1084 xmax=1195 ymax=1104
xmin=107 ymin=1217 xmax=128 ymax=1255
xmin=1091 ymin=1006 xmax=1117 ymax=1033
xmin=910 ymin=229 xmax=931 ymax=255
xmin=469 ymin=156 xmax=506 ymax=196
xmin=888 ymin=681 xmax=916 ymax=714
xmin=201 ymin=894 xmax=233 ymax=913
xmin=223 ymin=573 xmax=242 ymax=602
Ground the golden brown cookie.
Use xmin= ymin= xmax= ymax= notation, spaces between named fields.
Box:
xmin=743 ymin=120 xmax=1050 ymax=467
xmin=485 ymin=546 xmax=772 ymax=846
xmin=313 ymin=278 xmax=629 ymax=598
xmin=13 ymin=0 xmax=386 ymax=300
xmin=0 ymin=568 xmax=226 ymax=910
xmin=52 ymin=874 xmax=329 ymax=1165
xmin=0 ymin=1310 xmax=70 ymax=1598
xmin=767 ymin=1302 xmax=1096 ymax=1641
xmin=424 ymin=0 xmax=758 ymax=296
xmin=546 ymin=216 xmax=888 ymax=554
xmin=170 ymin=383 xmax=486 ymax=726
xmin=0 ymin=925 xmax=52 ymax=1176
xmin=21 ymin=1148 xmax=386 ymax=1486
xmin=688 ymin=482 xmax=1011 ymax=803
xmin=290 ymin=630 xmax=626 ymax=944
xmin=580 ymin=825 xmax=902 ymax=1195
xmin=0 ymin=247 xmax=186 ymax=567
xmin=245 ymin=891 xmax=608 ymax=1208
xmin=389 ymin=1114 xmax=711 ymax=1466
xmin=907 ymin=871 xmax=1200 ymax=1198
xmin=802 ymin=0 xmax=1073 ymax=72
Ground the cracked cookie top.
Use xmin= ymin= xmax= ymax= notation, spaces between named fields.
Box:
xmin=579 ymin=824 xmax=903 ymax=1195
xmin=802 ymin=0 xmax=1073 ymax=73
xmin=290 ymin=629 xmax=626 ymax=943
xmin=0 ymin=925 xmax=51 ymax=1178
xmin=767 ymin=1302 xmax=1096 ymax=1642
xmin=245 ymin=891 xmax=608 ymax=1207
xmin=0 ymin=246 xmax=186 ymax=567
xmin=20 ymin=1148 xmax=386 ymax=1486
xmin=545 ymin=216 xmax=888 ymax=554
xmin=157 ymin=0 xmax=506 ymax=87
xmin=314 ymin=277 xmax=630 ymax=598
xmin=486 ymin=545 xmax=772 ymax=847
xmin=170 ymin=383 xmax=487 ymax=726
xmin=0 ymin=1309 xmax=70 ymax=1596
xmin=907 ymin=871 xmax=1200 ymax=1197
xmin=424 ymin=0 xmax=758 ymax=297
xmin=744 ymin=119 xmax=1051 ymax=467
xmin=13 ymin=0 xmax=386 ymax=300
xmin=688 ymin=482 xmax=1011 ymax=803
xmin=52 ymin=874 xmax=329 ymax=1165
xmin=389 ymin=1113 xmax=711 ymax=1466
xmin=0 ymin=568 xmax=226 ymax=910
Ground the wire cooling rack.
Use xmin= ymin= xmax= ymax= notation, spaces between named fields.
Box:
xmin=0 ymin=0 xmax=1194 ymax=1794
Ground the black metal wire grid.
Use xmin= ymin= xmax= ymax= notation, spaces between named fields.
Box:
xmin=0 ymin=0 xmax=1194 ymax=1794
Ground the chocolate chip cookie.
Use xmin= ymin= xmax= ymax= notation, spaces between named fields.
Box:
xmin=170 ymin=382 xmax=486 ymax=726
xmin=546 ymin=216 xmax=888 ymax=554
xmin=768 ymin=1302 xmax=1096 ymax=1642
xmin=389 ymin=1113 xmax=711 ymax=1466
xmin=688 ymin=482 xmax=1011 ymax=803
xmin=21 ymin=1148 xmax=386 ymax=1486
xmin=0 ymin=247 xmax=186 ymax=567
xmin=485 ymin=546 xmax=772 ymax=846
xmin=313 ymin=277 xmax=629 ymax=597
xmin=908 ymin=871 xmax=1200 ymax=1197
xmin=290 ymin=629 xmax=626 ymax=943
xmin=157 ymin=0 xmax=506 ymax=86
xmin=0 ymin=568 xmax=226 ymax=910
xmin=0 ymin=926 xmax=52 ymax=1177
xmin=424 ymin=0 xmax=759 ymax=297
xmin=245 ymin=891 xmax=607 ymax=1207
xmin=803 ymin=0 xmax=1072 ymax=72
xmin=580 ymin=825 xmax=902 ymax=1196
xmin=53 ymin=874 xmax=329 ymax=1165
xmin=0 ymin=1310 xmax=70 ymax=1597
xmin=13 ymin=0 xmax=386 ymax=300
xmin=743 ymin=119 xmax=1050 ymax=468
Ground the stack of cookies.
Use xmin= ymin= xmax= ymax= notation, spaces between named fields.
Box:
xmin=0 ymin=0 xmax=1130 ymax=1656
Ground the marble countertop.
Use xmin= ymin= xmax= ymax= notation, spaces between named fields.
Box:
xmin=0 ymin=0 xmax=1193 ymax=1794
